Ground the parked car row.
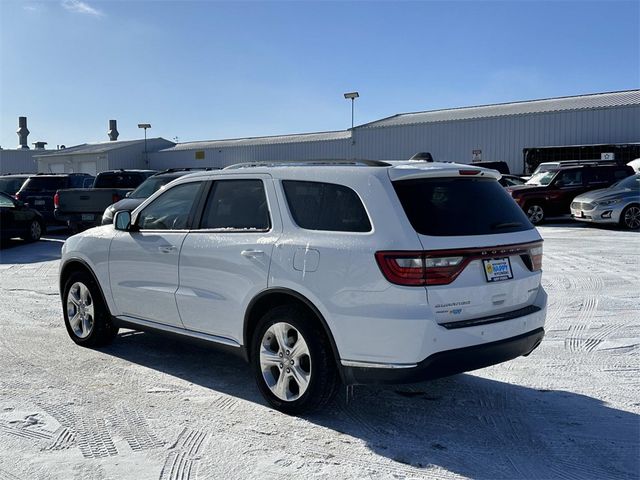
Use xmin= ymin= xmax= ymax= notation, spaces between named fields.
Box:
xmin=507 ymin=163 xmax=638 ymax=229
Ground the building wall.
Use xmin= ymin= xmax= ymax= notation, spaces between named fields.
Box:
xmin=0 ymin=149 xmax=42 ymax=174
xmin=353 ymin=105 xmax=640 ymax=173
xmin=149 ymin=138 xmax=351 ymax=170
xmin=149 ymin=105 xmax=640 ymax=174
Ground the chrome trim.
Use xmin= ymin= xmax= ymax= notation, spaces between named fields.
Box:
xmin=114 ymin=315 xmax=241 ymax=348
xmin=340 ymin=360 xmax=418 ymax=369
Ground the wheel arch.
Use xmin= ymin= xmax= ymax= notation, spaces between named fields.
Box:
xmin=59 ymin=258 xmax=111 ymax=315
xmin=243 ymin=288 xmax=343 ymax=378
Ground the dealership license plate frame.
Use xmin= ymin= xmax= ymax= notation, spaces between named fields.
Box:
xmin=81 ymin=214 xmax=95 ymax=222
xmin=482 ymin=257 xmax=513 ymax=283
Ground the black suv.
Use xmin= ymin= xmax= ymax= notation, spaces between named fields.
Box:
xmin=507 ymin=163 xmax=634 ymax=224
xmin=15 ymin=174 xmax=94 ymax=223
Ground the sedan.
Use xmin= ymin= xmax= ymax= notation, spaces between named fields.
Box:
xmin=570 ymin=174 xmax=640 ymax=229
xmin=0 ymin=191 xmax=45 ymax=242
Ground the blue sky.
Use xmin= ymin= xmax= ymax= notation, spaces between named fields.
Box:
xmin=1 ymin=0 xmax=638 ymax=148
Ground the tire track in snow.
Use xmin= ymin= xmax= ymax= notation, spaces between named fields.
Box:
xmin=159 ymin=428 xmax=209 ymax=480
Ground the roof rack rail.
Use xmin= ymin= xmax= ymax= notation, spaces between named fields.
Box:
xmin=224 ymin=159 xmax=391 ymax=170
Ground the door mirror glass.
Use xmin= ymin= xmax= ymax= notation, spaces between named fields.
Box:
xmin=114 ymin=210 xmax=132 ymax=231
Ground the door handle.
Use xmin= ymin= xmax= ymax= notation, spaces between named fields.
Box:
xmin=158 ymin=245 xmax=177 ymax=253
xmin=241 ymin=249 xmax=264 ymax=258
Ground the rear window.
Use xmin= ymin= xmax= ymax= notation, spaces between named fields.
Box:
xmin=282 ymin=180 xmax=371 ymax=232
xmin=20 ymin=177 xmax=68 ymax=191
xmin=93 ymin=172 xmax=148 ymax=189
xmin=0 ymin=178 xmax=27 ymax=194
xmin=393 ymin=177 xmax=533 ymax=236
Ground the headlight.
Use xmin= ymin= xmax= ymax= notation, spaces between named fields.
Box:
xmin=596 ymin=199 xmax=620 ymax=206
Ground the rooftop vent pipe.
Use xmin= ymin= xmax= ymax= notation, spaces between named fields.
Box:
xmin=17 ymin=116 xmax=29 ymax=149
xmin=33 ymin=141 xmax=47 ymax=150
xmin=108 ymin=119 xmax=119 ymax=141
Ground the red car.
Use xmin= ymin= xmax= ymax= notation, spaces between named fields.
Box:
xmin=507 ymin=164 xmax=634 ymax=224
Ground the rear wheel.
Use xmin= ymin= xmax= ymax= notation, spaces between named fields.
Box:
xmin=22 ymin=219 xmax=43 ymax=242
xmin=251 ymin=305 xmax=339 ymax=414
xmin=63 ymin=271 xmax=118 ymax=347
xmin=620 ymin=205 xmax=640 ymax=230
xmin=526 ymin=203 xmax=545 ymax=225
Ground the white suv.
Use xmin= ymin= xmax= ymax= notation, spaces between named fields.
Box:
xmin=59 ymin=160 xmax=547 ymax=413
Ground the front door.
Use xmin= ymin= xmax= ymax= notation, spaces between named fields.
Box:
xmin=109 ymin=181 xmax=204 ymax=327
xmin=176 ymin=176 xmax=279 ymax=343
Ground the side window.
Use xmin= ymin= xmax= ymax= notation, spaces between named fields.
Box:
xmin=587 ymin=168 xmax=612 ymax=184
xmin=200 ymin=179 xmax=270 ymax=230
xmin=282 ymin=180 xmax=371 ymax=232
xmin=614 ymin=168 xmax=631 ymax=180
xmin=137 ymin=182 xmax=201 ymax=230
xmin=557 ymin=170 xmax=583 ymax=186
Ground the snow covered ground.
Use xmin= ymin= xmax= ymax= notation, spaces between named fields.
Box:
xmin=0 ymin=224 xmax=638 ymax=480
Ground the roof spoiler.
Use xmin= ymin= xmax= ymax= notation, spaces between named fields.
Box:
xmin=410 ymin=152 xmax=434 ymax=162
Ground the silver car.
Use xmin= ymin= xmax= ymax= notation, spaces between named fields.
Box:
xmin=570 ymin=174 xmax=640 ymax=229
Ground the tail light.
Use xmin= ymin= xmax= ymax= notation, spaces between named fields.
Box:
xmin=529 ymin=245 xmax=543 ymax=271
xmin=376 ymin=241 xmax=543 ymax=286
xmin=375 ymin=251 xmax=466 ymax=286
xmin=54 ymin=192 xmax=59 ymax=208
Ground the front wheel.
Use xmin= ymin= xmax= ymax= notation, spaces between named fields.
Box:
xmin=526 ymin=203 xmax=545 ymax=225
xmin=62 ymin=271 xmax=118 ymax=347
xmin=251 ymin=305 xmax=339 ymax=414
xmin=620 ymin=204 xmax=640 ymax=230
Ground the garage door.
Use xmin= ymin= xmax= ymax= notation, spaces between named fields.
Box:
xmin=49 ymin=163 xmax=66 ymax=173
xmin=78 ymin=161 xmax=97 ymax=176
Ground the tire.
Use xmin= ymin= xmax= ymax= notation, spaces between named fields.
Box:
xmin=525 ymin=203 xmax=545 ymax=225
xmin=62 ymin=271 xmax=118 ymax=347
xmin=620 ymin=204 xmax=640 ymax=230
xmin=22 ymin=219 xmax=43 ymax=242
xmin=251 ymin=305 xmax=339 ymax=414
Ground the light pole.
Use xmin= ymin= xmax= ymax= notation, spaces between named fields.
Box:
xmin=343 ymin=91 xmax=359 ymax=129
xmin=138 ymin=123 xmax=151 ymax=164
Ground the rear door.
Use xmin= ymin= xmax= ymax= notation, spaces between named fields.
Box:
xmin=176 ymin=175 xmax=278 ymax=342
xmin=390 ymin=172 xmax=543 ymax=325
xmin=109 ymin=180 xmax=205 ymax=327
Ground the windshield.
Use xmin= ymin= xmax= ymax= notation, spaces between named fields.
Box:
xmin=525 ymin=170 xmax=557 ymax=186
xmin=129 ymin=177 xmax=173 ymax=199
xmin=612 ymin=174 xmax=640 ymax=190
xmin=20 ymin=177 xmax=67 ymax=191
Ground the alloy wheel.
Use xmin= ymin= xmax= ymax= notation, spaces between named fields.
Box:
xmin=259 ymin=322 xmax=312 ymax=402
xmin=66 ymin=282 xmax=95 ymax=339
xmin=30 ymin=220 xmax=41 ymax=240
xmin=527 ymin=205 xmax=544 ymax=224
xmin=624 ymin=206 xmax=640 ymax=229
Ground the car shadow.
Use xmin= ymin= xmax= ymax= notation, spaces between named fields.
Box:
xmin=0 ymin=235 xmax=67 ymax=263
xmin=101 ymin=331 xmax=639 ymax=479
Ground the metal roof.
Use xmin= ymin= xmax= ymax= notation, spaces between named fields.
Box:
xmin=360 ymin=90 xmax=640 ymax=128
xmin=160 ymin=130 xmax=351 ymax=152
xmin=34 ymin=138 xmax=173 ymax=157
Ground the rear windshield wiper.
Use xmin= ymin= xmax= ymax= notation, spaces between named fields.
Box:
xmin=491 ymin=222 xmax=523 ymax=229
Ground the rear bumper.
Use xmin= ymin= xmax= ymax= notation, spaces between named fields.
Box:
xmin=54 ymin=211 xmax=101 ymax=226
xmin=342 ymin=327 xmax=544 ymax=385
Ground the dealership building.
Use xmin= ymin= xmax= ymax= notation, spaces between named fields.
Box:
xmin=1 ymin=89 xmax=638 ymax=176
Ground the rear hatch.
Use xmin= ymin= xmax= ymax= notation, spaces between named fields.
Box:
xmin=385 ymin=165 xmax=543 ymax=325
xmin=16 ymin=176 xmax=68 ymax=215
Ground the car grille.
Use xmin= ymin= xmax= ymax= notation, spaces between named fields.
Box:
xmin=571 ymin=201 xmax=595 ymax=211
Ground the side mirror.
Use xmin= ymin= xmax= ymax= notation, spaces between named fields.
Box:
xmin=15 ymin=200 xmax=25 ymax=208
xmin=555 ymin=180 xmax=564 ymax=187
xmin=125 ymin=191 xmax=131 ymax=198
xmin=114 ymin=210 xmax=132 ymax=231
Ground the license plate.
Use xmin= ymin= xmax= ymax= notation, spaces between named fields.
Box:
xmin=81 ymin=214 xmax=94 ymax=221
xmin=34 ymin=200 xmax=45 ymax=206
xmin=482 ymin=257 xmax=513 ymax=282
